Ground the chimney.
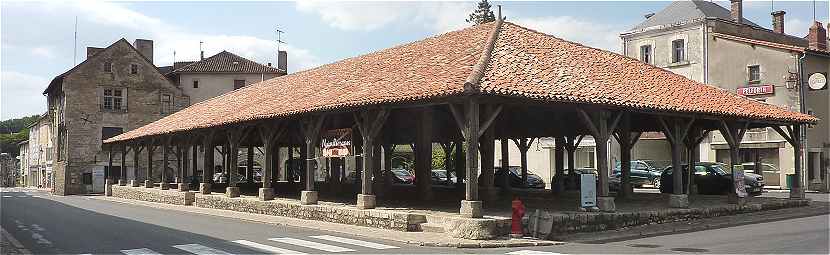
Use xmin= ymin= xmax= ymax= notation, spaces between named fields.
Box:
xmin=807 ymin=21 xmax=827 ymax=51
xmin=644 ymin=13 xmax=655 ymax=19
xmin=200 ymin=51 xmax=204 ymax=60
xmin=267 ymin=63 xmax=272 ymax=67
xmin=86 ymin=47 xmax=105 ymax=58
xmin=133 ymin=39 xmax=153 ymax=63
xmin=771 ymin=11 xmax=785 ymax=34
xmin=278 ymin=50 xmax=287 ymax=73
xmin=730 ymin=0 xmax=743 ymax=24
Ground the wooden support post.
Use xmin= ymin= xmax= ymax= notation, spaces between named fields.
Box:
xmin=106 ymin=145 xmax=113 ymax=181
xmin=613 ymin=113 xmax=641 ymax=198
xmin=354 ymin=109 xmax=390 ymax=209
xmin=132 ymin=144 xmax=143 ymax=187
xmin=500 ymin=138 xmax=510 ymax=192
xmin=191 ymin=142 xmax=198 ymax=185
xmin=160 ymin=137 xmax=171 ymax=190
xmin=658 ymin=116 xmax=695 ymax=207
xmin=772 ymin=125 xmax=804 ymax=199
xmin=577 ymin=109 xmax=622 ymax=211
xmin=454 ymin=138 xmax=465 ymax=188
xmin=441 ymin=142 xmax=454 ymax=183
xmin=120 ymin=144 xmax=128 ymax=185
xmin=563 ymin=135 xmax=583 ymax=190
xmin=146 ymin=141 xmax=155 ymax=188
xmin=258 ymin=121 xmax=285 ymax=201
xmin=200 ymin=131 xmax=215 ymax=194
xmin=415 ymin=107 xmax=435 ymax=201
xmin=300 ymin=115 xmax=326 ymax=205
xmin=512 ymin=138 xmax=535 ymax=187
xmin=382 ymin=143 xmax=395 ymax=192
xmin=246 ymin=146 xmax=254 ymax=184
xmin=718 ymin=120 xmax=748 ymax=203
xmin=225 ymin=128 xmax=248 ymax=198
xmin=684 ymin=128 xmax=710 ymax=195
xmin=479 ymin=107 xmax=495 ymax=191
xmin=553 ymin=137 xmax=565 ymax=193
xmin=175 ymin=143 xmax=183 ymax=184
xmin=449 ymin=100 xmax=501 ymax=218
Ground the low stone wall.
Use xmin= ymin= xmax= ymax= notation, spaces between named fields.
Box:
xmin=539 ymin=198 xmax=809 ymax=239
xmin=110 ymin=185 xmax=194 ymax=206
xmin=194 ymin=194 xmax=422 ymax=231
xmin=424 ymin=214 xmax=510 ymax=240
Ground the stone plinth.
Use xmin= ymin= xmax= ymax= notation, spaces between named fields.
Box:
xmin=118 ymin=179 xmax=126 ymax=186
xmin=460 ymin=200 xmax=483 ymax=218
xmin=258 ymin=188 xmax=274 ymax=201
xmin=177 ymin=183 xmax=189 ymax=192
xmin=597 ymin=196 xmax=616 ymax=212
xmin=144 ymin=180 xmax=153 ymax=188
xmin=199 ymin=183 xmax=211 ymax=194
xmin=356 ymin=194 xmax=376 ymax=209
xmin=300 ymin=190 xmax=318 ymax=205
xmin=226 ymin=187 xmax=240 ymax=198
xmin=160 ymin=182 xmax=170 ymax=190
xmin=130 ymin=180 xmax=139 ymax=187
xmin=105 ymin=179 xmax=113 ymax=196
xmin=668 ymin=194 xmax=689 ymax=208
xmin=111 ymin=185 xmax=194 ymax=205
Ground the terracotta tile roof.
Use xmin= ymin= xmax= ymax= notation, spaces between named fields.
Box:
xmin=105 ymin=21 xmax=815 ymax=143
xmin=173 ymin=51 xmax=284 ymax=74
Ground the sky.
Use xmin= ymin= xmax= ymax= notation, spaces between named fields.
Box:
xmin=2 ymin=0 xmax=828 ymax=120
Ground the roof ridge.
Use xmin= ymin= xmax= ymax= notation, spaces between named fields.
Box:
xmin=463 ymin=18 xmax=504 ymax=94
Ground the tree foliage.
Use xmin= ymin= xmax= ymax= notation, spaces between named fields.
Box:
xmin=466 ymin=0 xmax=497 ymax=25
xmin=0 ymin=115 xmax=39 ymax=157
xmin=0 ymin=115 xmax=39 ymax=134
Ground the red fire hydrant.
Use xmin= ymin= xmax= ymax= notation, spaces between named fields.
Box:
xmin=511 ymin=196 xmax=526 ymax=238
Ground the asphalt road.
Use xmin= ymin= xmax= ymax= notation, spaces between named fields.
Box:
xmin=2 ymin=188 xmax=828 ymax=254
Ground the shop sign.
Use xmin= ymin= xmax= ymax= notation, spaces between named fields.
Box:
xmin=734 ymin=169 xmax=747 ymax=198
xmin=321 ymin=128 xmax=352 ymax=158
xmin=736 ymin=85 xmax=774 ymax=96
xmin=580 ymin=174 xmax=597 ymax=208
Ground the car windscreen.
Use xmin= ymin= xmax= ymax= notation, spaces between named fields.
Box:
xmin=392 ymin=169 xmax=410 ymax=176
xmin=710 ymin=164 xmax=729 ymax=175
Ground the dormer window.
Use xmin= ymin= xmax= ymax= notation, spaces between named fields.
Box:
xmin=104 ymin=62 xmax=113 ymax=72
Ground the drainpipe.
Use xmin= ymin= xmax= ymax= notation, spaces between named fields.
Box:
xmin=797 ymin=52 xmax=808 ymax=187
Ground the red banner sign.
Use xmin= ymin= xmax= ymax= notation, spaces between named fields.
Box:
xmin=736 ymin=85 xmax=774 ymax=96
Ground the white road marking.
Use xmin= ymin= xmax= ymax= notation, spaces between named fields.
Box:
xmin=173 ymin=244 xmax=233 ymax=255
xmin=31 ymin=224 xmax=45 ymax=231
xmin=232 ymin=240 xmax=307 ymax=254
xmin=506 ymin=250 xmax=565 ymax=255
xmin=309 ymin=235 xmax=398 ymax=249
xmin=121 ymin=248 xmax=163 ymax=255
xmin=2 ymin=195 xmax=12 ymax=198
xmin=31 ymin=232 xmax=52 ymax=245
xmin=17 ymin=196 xmax=27 ymax=198
xmin=268 ymin=237 xmax=355 ymax=253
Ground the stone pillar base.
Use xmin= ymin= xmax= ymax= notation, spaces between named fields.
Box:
xmin=258 ymin=188 xmax=275 ymax=201
xmin=144 ymin=180 xmax=153 ymax=188
xmin=104 ymin=179 xmax=113 ymax=196
xmin=199 ymin=183 xmax=212 ymax=194
xmin=300 ymin=190 xmax=318 ymax=205
xmin=160 ymin=182 xmax=170 ymax=190
xmin=130 ymin=180 xmax=139 ymax=187
xmin=177 ymin=183 xmax=189 ymax=192
xmin=356 ymin=194 xmax=376 ymax=209
xmin=460 ymin=200 xmax=483 ymax=218
xmin=597 ymin=196 xmax=616 ymax=212
xmin=226 ymin=187 xmax=240 ymax=198
xmin=790 ymin=187 xmax=805 ymax=199
xmin=668 ymin=194 xmax=689 ymax=208
xmin=118 ymin=179 xmax=126 ymax=186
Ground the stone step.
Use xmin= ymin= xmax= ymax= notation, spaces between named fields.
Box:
xmin=419 ymin=223 xmax=445 ymax=233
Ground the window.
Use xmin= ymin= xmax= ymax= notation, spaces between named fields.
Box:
xmin=104 ymin=62 xmax=113 ymax=72
xmin=161 ymin=94 xmax=173 ymax=114
xmin=192 ymin=79 xmax=199 ymax=88
xmin=748 ymin=65 xmax=761 ymax=82
xmin=130 ymin=64 xmax=138 ymax=74
xmin=102 ymin=88 xmax=125 ymax=111
xmin=639 ymin=45 xmax=652 ymax=64
xmin=671 ymin=39 xmax=685 ymax=63
xmin=233 ymin=79 xmax=246 ymax=90
xmin=101 ymin=127 xmax=123 ymax=142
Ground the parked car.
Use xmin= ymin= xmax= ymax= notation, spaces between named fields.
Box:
xmin=391 ymin=168 xmax=415 ymax=184
xmin=612 ymin=160 xmax=664 ymax=188
xmin=660 ymin=162 xmax=765 ymax=196
xmin=740 ymin=162 xmax=781 ymax=187
xmin=431 ymin=169 xmax=456 ymax=186
xmin=491 ymin=166 xmax=545 ymax=189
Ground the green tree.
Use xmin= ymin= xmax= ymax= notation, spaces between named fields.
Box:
xmin=466 ymin=0 xmax=497 ymax=25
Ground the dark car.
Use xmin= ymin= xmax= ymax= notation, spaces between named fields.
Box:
xmin=491 ymin=166 xmax=545 ymax=189
xmin=391 ymin=168 xmax=415 ymax=184
xmin=660 ymin=162 xmax=765 ymax=196
xmin=431 ymin=169 xmax=456 ymax=186
xmin=612 ymin=160 xmax=664 ymax=188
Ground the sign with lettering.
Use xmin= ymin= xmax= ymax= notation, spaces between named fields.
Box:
xmin=580 ymin=174 xmax=597 ymax=208
xmin=321 ymin=128 xmax=352 ymax=158
xmin=736 ymin=85 xmax=774 ymax=96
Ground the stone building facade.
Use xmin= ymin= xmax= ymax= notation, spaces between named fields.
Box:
xmin=25 ymin=114 xmax=53 ymax=188
xmin=45 ymin=39 xmax=189 ymax=195
xmin=619 ymin=0 xmax=830 ymax=188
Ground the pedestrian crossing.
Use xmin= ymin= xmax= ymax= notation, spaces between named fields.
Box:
xmin=104 ymin=234 xmax=558 ymax=255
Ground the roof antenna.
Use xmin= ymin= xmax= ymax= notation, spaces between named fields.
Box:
xmin=812 ymin=0 xmax=816 ymax=21
xmin=173 ymin=50 xmax=176 ymax=65
xmin=73 ymin=16 xmax=78 ymax=65
xmin=276 ymin=28 xmax=284 ymax=67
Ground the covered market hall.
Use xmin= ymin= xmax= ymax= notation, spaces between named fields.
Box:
xmin=103 ymin=17 xmax=815 ymax=218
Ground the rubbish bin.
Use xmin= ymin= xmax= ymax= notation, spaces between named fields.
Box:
xmin=786 ymin=174 xmax=795 ymax=189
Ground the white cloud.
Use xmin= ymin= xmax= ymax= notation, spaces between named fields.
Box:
xmin=30 ymin=47 xmax=54 ymax=59
xmin=0 ymin=71 xmax=48 ymax=119
xmin=785 ymin=18 xmax=811 ymax=37
xmin=296 ymin=1 xmax=469 ymax=33
xmin=511 ymin=16 xmax=624 ymax=52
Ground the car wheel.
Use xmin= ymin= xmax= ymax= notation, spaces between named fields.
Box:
xmin=652 ymin=178 xmax=661 ymax=189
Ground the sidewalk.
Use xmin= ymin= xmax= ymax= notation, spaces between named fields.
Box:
xmin=89 ymin=196 xmax=561 ymax=248
xmin=560 ymin=201 xmax=830 ymax=243
xmin=1 ymin=227 xmax=31 ymax=255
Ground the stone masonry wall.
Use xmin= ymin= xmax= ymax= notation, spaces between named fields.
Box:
xmin=111 ymin=185 xmax=193 ymax=205
xmin=194 ymin=195 xmax=417 ymax=231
